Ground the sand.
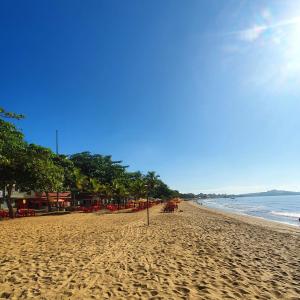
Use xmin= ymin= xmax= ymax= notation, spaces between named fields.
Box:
xmin=0 ymin=201 xmax=299 ymax=300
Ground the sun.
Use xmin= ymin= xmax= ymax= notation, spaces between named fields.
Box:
xmin=232 ymin=7 xmax=300 ymax=89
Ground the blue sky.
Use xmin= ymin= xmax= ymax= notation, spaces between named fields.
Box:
xmin=2 ymin=0 xmax=300 ymax=194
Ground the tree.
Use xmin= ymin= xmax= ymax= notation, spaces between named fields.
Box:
xmin=102 ymin=183 xmax=113 ymax=205
xmin=73 ymin=168 xmax=89 ymax=192
xmin=0 ymin=107 xmax=24 ymax=120
xmin=145 ymin=171 xmax=160 ymax=197
xmin=0 ymin=107 xmax=182 ymax=216
xmin=52 ymin=154 xmax=76 ymax=191
xmin=151 ymin=180 xmax=176 ymax=199
xmin=69 ymin=152 xmax=128 ymax=185
xmin=0 ymin=108 xmax=26 ymax=217
xmin=129 ymin=179 xmax=147 ymax=200
xmin=86 ymin=178 xmax=107 ymax=198
xmin=20 ymin=144 xmax=64 ymax=211
xmin=111 ymin=179 xmax=128 ymax=207
xmin=0 ymin=108 xmax=64 ymax=216
xmin=126 ymin=171 xmax=143 ymax=181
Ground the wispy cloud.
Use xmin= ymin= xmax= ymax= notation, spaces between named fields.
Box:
xmin=231 ymin=16 xmax=300 ymax=43
xmin=238 ymin=25 xmax=266 ymax=42
xmin=220 ymin=6 xmax=300 ymax=92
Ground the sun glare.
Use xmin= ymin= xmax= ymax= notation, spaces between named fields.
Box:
xmin=228 ymin=5 xmax=300 ymax=89
xmin=275 ymin=16 xmax=300 ymax=85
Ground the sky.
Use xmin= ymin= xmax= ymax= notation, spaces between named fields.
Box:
xmin=2 ymin=0 xmax=300 ymax=194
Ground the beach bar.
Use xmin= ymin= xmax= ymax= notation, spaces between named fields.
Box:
xmin=14 ymin=192 xmax=71 ymax=210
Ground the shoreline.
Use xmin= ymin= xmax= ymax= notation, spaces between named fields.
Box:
xmin=192 ymin=198 xmax=300 ymax=231
xmin=1 ymin=201 xmax=299 ymax=299
xmin=189 ymin=200 xmax=300 ymax=235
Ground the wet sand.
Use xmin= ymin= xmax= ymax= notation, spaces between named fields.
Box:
xmin=0 ymin=201 xmax=299 ymax=299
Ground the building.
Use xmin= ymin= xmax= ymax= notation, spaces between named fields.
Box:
xmin=1 ymin=186 xmax=71 ymax=211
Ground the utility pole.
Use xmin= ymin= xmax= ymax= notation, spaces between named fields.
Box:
xmin=56 ymin=129 xmax=59 ymax=154
xmin=56 ymin=130 xmax=59 ymax=211
xmin=147 ymin=194 xmax=150 ymax=226
xmin=145 ymin=184 xmax=150 ymax=226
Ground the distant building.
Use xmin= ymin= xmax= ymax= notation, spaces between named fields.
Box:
xmin=1 ymin=186 xmax=71 ymax=210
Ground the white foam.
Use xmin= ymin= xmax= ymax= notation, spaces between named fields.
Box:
xmin=271 ymin=211 xmax=300 ymax=218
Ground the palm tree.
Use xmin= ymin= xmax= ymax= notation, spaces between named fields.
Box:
xmin=102 ymin=183 xmax=113 ymax=205
xmin=144 ymin=171 xmax=160 ymax=225
xmin=129 ymin=179 xmax=147 ymax=200
xmin=74 ymin=168 xmax=88 ymax=192
xmin=87 ymin=178 xmax=104 ymax=207
xmin=88 ymin=178 xmax=102 ymax=194
xmin=145 ymin=171 xmax=160 ymax=196
xmin=111 ymin=180 xmax=128 ymax=208
xmin=72 ymin=168 xmax=89 ymax=206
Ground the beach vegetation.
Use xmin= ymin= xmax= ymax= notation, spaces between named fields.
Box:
xmin=0 ymin=107 xmax=27 ymax=217
xmin=0 ymin=107 xmax=180 ymax=217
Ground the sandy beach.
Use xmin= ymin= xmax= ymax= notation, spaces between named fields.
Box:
xmin=0 ymin=201 xmax=299 ymax=300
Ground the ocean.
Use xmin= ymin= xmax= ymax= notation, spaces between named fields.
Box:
xmin=198 ymin=195 xmax=300 ymax=227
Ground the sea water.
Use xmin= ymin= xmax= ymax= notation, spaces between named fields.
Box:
xmin=199 ymin=195 xmax=300 ymax=227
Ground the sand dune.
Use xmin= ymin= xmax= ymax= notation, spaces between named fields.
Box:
xmin=0 ymin=201 xmax=299 ymax=299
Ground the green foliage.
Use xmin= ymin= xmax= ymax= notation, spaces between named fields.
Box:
xmin=145 ymin=171 xmax=160 ymax=196
xmin=0 ymin=107 xmax=181 ymax=215
xmin=53 ymin=154 xmax=77 ymax=191
xmin=129 ymin=178 xmax=147 ymax=199
xmin=112 ymin=179 xmax=129 ymax=200
xmin=69 ymin=152 xmax=127 ymax=185
xmin=0 ymin=107 xmax=25 ymax=120
xmin=0 ymin=121 xmax=24 ymax=167
xmin=20 ymin=144 xmax=64 ymax=193
xmin=0 ymin=110 xmax=26 ymax=189
xmin=0 ymin=108 xmax=27 ymax=216
xmin=73 ymin=168 xmax=89 ymax=191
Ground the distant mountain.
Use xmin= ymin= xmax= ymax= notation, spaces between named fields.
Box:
xmin=237 ymin=189 xmax=300 ymax=197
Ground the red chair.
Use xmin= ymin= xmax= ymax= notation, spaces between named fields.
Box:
xmin=92 ymin=205 xmax=101 ymax=211
xmin=163 ymin=202 xmax=178 ymax=213
xmin=28 ymin=209 xmax=36 ymax=216
xmin=82 ymin=207 xmax=92 ymax=213
xmin=107 ymin=204 xmax=118 ymax=212
xmin=15 ymin=209 xmax=26 ymax=217
xmin=0 ymin=210 xmax=9 ymax=218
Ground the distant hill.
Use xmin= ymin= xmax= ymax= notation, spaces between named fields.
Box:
xmin=237 ymin=189 xmax=300 ymax=197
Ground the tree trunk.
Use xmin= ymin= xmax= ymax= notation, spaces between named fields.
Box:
xmin=72 ymin=192 xmax=76 ymax=207
xmin=56 ymin=191 xmax=59 ymax=211
xmin=0 ymin=185 xmax=4 ymax=210
xmin=46 ymin=192 xmax=51 ymax=212
xmin=5 ymin=184 xmax=14 ymax=218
